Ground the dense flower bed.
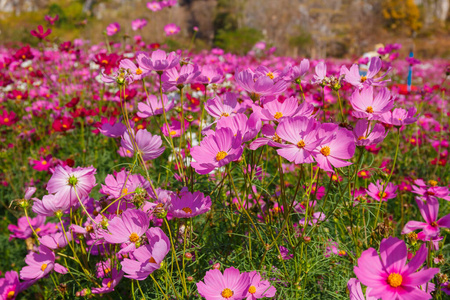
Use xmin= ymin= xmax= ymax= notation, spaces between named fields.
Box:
xmin=0 ymin=16 xmax=449 ymax=300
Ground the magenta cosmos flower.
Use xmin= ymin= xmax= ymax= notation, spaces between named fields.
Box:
xmin=30 ymin=25 xmax=51 ymax=40
xmin=341 ymin=56 xmax=390 ymax=89
xmin=46 ymin=165 xmax=96 ymax=206
xmin=121 ymin=129 xmax=165 ymax=161
xmin=379 ymin=107 xmax=418 ymax=127
xmin=285 ymin=59 xmax=310 ymax=83
xmin=276 ymin=116 xmax=322 ymax=164
xmin=131 ymin=18 xmax=147 ymax=31
xmin=92 ymin=269 xmax=124 ymax=294
xmin=235 ymin=69 xmax=287 ymax=101
xmin=0 ymin=271 xmax=21 ymax=300
xmin=8 ymin=215 xmax=57 ymax=240
xmin=215 ymin=113 xmax=261 ymax=143
xmin=103 ymin=209 xmax=150 ymax=253
xmin=136 ymin=49 xmax=180 ymax=73
xmin=347 ymin=278 xmax=375 ymax=300
xmin=402 ymin=196 xmax=450 ymax=239
xmin=164 ymin=23 xmax=181 ymax=36
xmin=205 ymin=93 xmax=239 ymax=120
xmin=350 ymin=86 xmax=393 ymax=120
xmin=354 ymin=237 xmax=439 ymax=300
xmin=245 ymin=271 xmax=276 ymax=299
xmin=100 ymin=169 xmax=151 ymax=200
xmin=366 ymin=180 xmax=397 ymax=202
xmin=121 ymin=228 xmax=170 ymax=280
xmin=39 ymin=232 xmax=71 ymax=250
xmin=353 ymin=119 xmax=387 ymax=146
xmin=147 ymin=1 xmax=162 ymax=11
xmin=196 ymin=65 xmax=224 ymax=85
xmin=311 ymin=61 xmax=326 ymax=85
xmin=169 ymin=188 xmax=211 ymax=218
xmin=191 ymin=127 xmax=244 ymax=174
xmin=314 ymin=124 xmax=356 ymax=172
xmin=32 ymin=193 xmax=71 ymax=217
xmin=106 ymin=22 xmax=120 ymax=36
xmin=162 ymin=63 xmax=201 ymax=90
xmin=257 ymin=97 xmax=314 ymax=122
xmin=119 ymin=59 xmax=149 ymax=82
xmin=20 ymin=245 xmax=67 ymax=281
xmin=197 ymin=267 xmax=251 ymax=300
xmin=412 ymin=179 xmax=450 ymax=201
xmin=138 ymin=94 xmax=174 ymax=118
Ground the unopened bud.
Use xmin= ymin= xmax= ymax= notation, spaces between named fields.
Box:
xmin=213 ymin=263 xmax=220 ymax=270
xmin=303 ymin=236 xmax=311 ymax=244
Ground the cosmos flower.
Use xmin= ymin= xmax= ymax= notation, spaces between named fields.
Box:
xmin=30 ymin=25 xmax=51 ymax=40
xmin=168 ymin=188 xmax=211 ymax=218
xmin=138 ymin=94 xmax=175 ymax=118
xmin=0 ymin=271 xmax=21 ymax=300
xmin=8 ymin=215 xmax=57 ymax=241
xmin=350 ymin=87 xmax=393 ymax=120
xmin=244 ymin=271 xmax=276 ymax=299
xmin=379 ymin=107 xmax=418 ymax=127
xmin=366 ymin=180 xmax=397 ymax=202
xmin=121 ymin=129 xmax=165 ymax=161
xmin=131 ymin=19 xmax=148 ymax=31
xmin=164 ymin=23 xmax=181 ymax=36
xmin=136 ymin=49 xmax=180 ymax=73
xmin=205 ymin=93 xmax=239 ymax=120
xmin=412 ymin=179 xmax=450 ymax=201
xmin=92 ymin=269 xmax=124 ymax=294
xmin=341 ymin=56 xmax=391 ymax=89
xmin=191 ymin=127 xmax=244 ymax=174
xmin=402 ymin=196 xmax=450 ymax=239
xmin=106 ymin=22 xmax=120 ymax=36
xmin=352 ymin=119 xmax=387 ymax=146
xmin=197 ymin=267 xmax=251 ymax=300
xmin=235 ymin=68 xmax=287 ymax=100
xmin=20 ymin=245 xmax=67 ymax=281
xmin=354 ymin=237 xmax=438 ymax=300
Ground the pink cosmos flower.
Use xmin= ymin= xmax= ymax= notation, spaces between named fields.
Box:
xmin=121 ymin=228 xmax=170 ymax=280
xmin=402 ymin=196 xmax=450 ymax=239
xmin=314 ymin=124 xmax=356 ymax=172
xmin=30 ymin=25 xmax=51 ymax=40
xmin=119 ymin=59 xmax=149 ymax=82
xmin=257 ymin=97 xmax=314 ymax=122
xmin=131 ymin=19 xmax=148 ymax=31
xmin=354 ymin=237 xmax=439 ymax=300
xmin=46 ymin=165 xmax=97 ymax=207
xmin=8 ymin=215 xmax=57 ymax=241
xmin=379 ymin=107 xmax=418 ymax=127
xmin=191 ymin=127 xmax=244 ymax=174
xmin=161 ymin=64 xmax=201 ymax=90
xmin=350 ymin=87 xmax=393 ymax=120
xmin=169 ymin=188 xmax=211 ymax=218
xmin=276 ymin=116 xmax=322 ymax=164
xmin=39 ymin=232 xmax=71 ymax=250
xmin=147 ymin=1 xmax=162 ymax=11
xmin=245 ymin=271 xmax=276 ymax=299
xmin=0 ymin=270 xmax=21 ymax=299
xmin=235 ymin=69 xmax=287 ymax=100
xmin=106 ymin=22 xmax=120 ymax=36
xmin=366 ymin=180 xmax=397 ymax=202
xmin=138 ymin=94 xmax=175 ymax=118
xmin=92 ymin=269 xmax=124 ymax=294
xmin=161 ymin=120 xmax=188 ymax=138
xmin=20 ymin=245 xmax=67 ymax=281
xmin=121 ymin=129 xmax=165 ymax=161
xmin=44 ymin=15 xmax=59 ymax=25
xmin=205 ymin=93 xmax=239 ymax=120
xmin=136 ymin=50 xmax=180 ymax=73
xmin=32 ymin=193 xmax=71 ymax=217
xmin=164 ymin=23 xmax=180 ymax=36
xmin=30 ymin=155 xmax=52 ymax=172
xmin=341 ymin=56 xmax=390 ymax=89
xmin=197 ymin=267 xmax=251 ymax=300
xmin=98 ymin=118 xmax=127 ymax=138
xmin=353 ymin=119 xmax=387 ymax=146
xmin=103 ymin=209 xmax=150 ymax=254
xmin=249 ymin=124 xmax=284 ymax=150
xmin=412 ymin=179 xmax=450 ymax=201
xmin=285 ymin=59 xmax=310 ymax=83
xmin=311 ymin=61 xmax=326 ymax=85
xmin=196 ymin=65 xmax=224 ymax=84
xmin=215 ymin=113 xmax=261 ymax=143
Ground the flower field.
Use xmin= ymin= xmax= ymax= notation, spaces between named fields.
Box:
xmin=0 ymin=7 xmax=450 ymax=300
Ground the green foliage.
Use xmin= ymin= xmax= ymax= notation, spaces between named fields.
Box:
xmin=214 ymin=27 xmax=263 ymax=55
xmin=382 ymin=0 xmax=422 ymax=34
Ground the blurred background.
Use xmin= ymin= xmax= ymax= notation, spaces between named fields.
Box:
xmin=0 ymin=0 xmax=449 ymax=58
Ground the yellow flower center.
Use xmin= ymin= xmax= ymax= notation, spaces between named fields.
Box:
xmin=360 ymin=171 xmax=367 ymax=176
xmin=429 ymin=180 xmax=438 ymax=187
xmin=387 ymin=273 xmax=402 ymax=288
xmin=41 ymin=160 xmax=48 ymax=165
xmin=137 ymin=124 xmax=144 ymax=130
xmin=248 ymin=285 xmax=256 ymax=294
xmin=107 ymin=280 xmax=112 ymax=288
xmin=7 ymin=291 xmax=15 ymax=299
xmin=266 ymin=72 xmax=274 ymax=79
xmin=366 ymin=106 xmax=374 ymax=113
xmin=4 ymin=118 xmax=9 ymax=123
xmin=221 ymin=288 xmax=234 ymax=298
xmin=149 ymin=256 xmax=156 ymax=263
xmin=182 ymin=207 xmax=193 ymax=214
xmin=332 ymin=175 xmax=338 ymax=181
xmin=339 ymin=250 xmax=346 ymax=255
xmin=410 ymin=138 xmax=416 ymax=143
xmin=431 ymin=221 xmax=438 ymax=227
xmin=136 ymin=68 xmax=143 ymax=75
xmin=274 ymin=112 xmax=283 ymax=120
xmin=272 ymin=133 xmax=282 ymax=143
xmin=35 ymin=227 xmax=41 ymax=232
xmin=320 ymin=146 xmax=330 ymax=156
xmin=360 ymin=75 xmax=367 ymax=83
xmin=122 ymin=188 xmax=128 ymax=195
xmin=41 ymin=263 xmax=47 ymax=272
xmin=16 ymin=95 xmax=22 ymax=100
xmin=221 ymin=112 xmax=229 ymax=117
xmin=216 ymin=151 xmax=227 ymax=161
xmin=101 ymin=60 xmax=108 ymax=64
xmin=170 ymin=130 xmax=177 ymax=136
xmin=104 ymin=268 xmax=111 ymax=275
xmin=378 ymin=192 xmax=387 ymax=199
xmin=129 ymin=232 xmax=139 ymax=243
xmin=358 ymin=136 xmax=366 ymax=140
xmin=297 ymin=140 xmax=306 ymax=148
